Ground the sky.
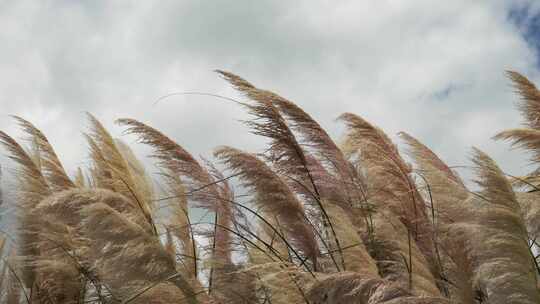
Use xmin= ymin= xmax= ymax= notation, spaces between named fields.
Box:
xmin=1 ymin=0 xmax=540 ymax=201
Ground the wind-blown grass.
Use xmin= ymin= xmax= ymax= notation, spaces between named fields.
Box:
xmin=0 ymin=70 xmax=538 ymax=303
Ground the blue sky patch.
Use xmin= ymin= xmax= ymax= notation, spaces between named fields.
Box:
xmin=429 ymin=82 xmax=471 ymax=102
xmin=508 ymin=4 xmax=540 ymax=68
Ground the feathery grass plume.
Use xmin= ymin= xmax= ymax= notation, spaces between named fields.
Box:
xmin=306 ymin=271 xmax=450 ymax=304
xmin=321 ymin=201 xmax=378 ymax=276
xmin=115 ymin=119 xmax=226 ymax=210
xmin=6 ymin=70 xmax=540 ymax=303
xmin=30 ymin=203 xmax=87 ymax=304
xmin=398 ymin=132 xmax=470 ymax=226
xmin=274 ymin=99 xmax=373 ymax=227
xmin=216 ymin=70 xmax=361 ymax=207
xmin=15 ymin=142 xmax=83 ymax=303
xmin=159 ymin=179 xmax=220 ymax=304
xmin=203 ymin=158 xmax=234 ymax=265
xmin=235 ymin=215 xmax=295 ymax=302
xmin=339 ymin=113 xmax=430 ymax=235
xmin=440 ymin=221 xmax=478 ymax=304
xmin=398 ymin=132 xmax=464 ymax=188
xmin=494 ymin=72 xmax=540 ymax=186
xmin=115 ymin=139 xmax=156 ymax=210
xmin=36 ymin=188 xmax=154 ymax=235
xmin=217 ymin=70 xmax=324 ymax=205
xmin=79 ymin=203 xmax=176 ymax=296
xmin=219 ymin=203 xmax=270 ymax=304
xmin=36 ymin=188 xmax=208 ymax=303
xmin=33 ymin=259 xmax=82 ymax=303
xmin=268 ymin=89 xmax=366 ymax=196
xmin=516 ymin=192 xmax=540 ymax=242
xmin=219 ymin=72 xmax=318 ymax=197
xmin=243 ymin=262 xmax=315 ymax=304
xmin=13 ymin=116 xmax=75 ymax=191
xmin=117 ymin=118 xmax=234 ymax=288
xmin=469 ymin=148 xmax=539 ymax=304
xmin=217 ymin=70 xmax=347 ymax=272
xmin=303 ymin=155 xmax=373 ymax=272
xmin=48 ymin=188 xmax=205 ymax=303
xmin=306 ymin=272 xmax=384 ymax=304
xmin=215 ymin=146 xmax=320 ymax=269
xmin=493 ymin=128 xmax=540 ymax=171
xmin=307 ymin=272 xmax=420 ymax=304
xmin=255 ymin=219 xmax=293 ymax=264
xmin=28 ymin=135 xmax=42 ymax=174
xmin=372 ymin=295 xmax=450 ymax=304
xmin=85 ymin=113 xmax=156 ymax=234
xmin=368 ymin=212 xmax=441 ymax=297
xmin=164 ymin=174 xmax=197 ymax=277
xmin=338 ymin=114 xmax=440 ymax=278
xmin=34 ymin=188 xmax=161 ymax=303
xmin=399 ymin=132 xmax=477 ymax=302
xmin=506 ymin=70 xmax=540 ymax=130
xmin=125 ymin=282 xmax=185 ymax=304
xmin=201 ymin=159 xmax=250 ymax=303
xmin=116 ymin=118 xmax=222 ymax=211
xmin=0 ymin=131 xmax=50 ymax=288
xmin=0 ymin=131 xmax=50 ymax=205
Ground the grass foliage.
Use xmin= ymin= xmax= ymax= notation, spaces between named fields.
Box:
xmin=0 ymin=71 xmax=538 ymax=303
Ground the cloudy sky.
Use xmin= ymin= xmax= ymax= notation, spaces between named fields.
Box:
xmin=1 ymin=0 xmax=540 ymax=191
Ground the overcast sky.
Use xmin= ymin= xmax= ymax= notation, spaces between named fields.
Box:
xmin=1 ymin=1 xmax=540 ymax=193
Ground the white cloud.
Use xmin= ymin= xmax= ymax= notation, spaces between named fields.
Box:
xmin=0 ymin=0 xmax=538 ymax=191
